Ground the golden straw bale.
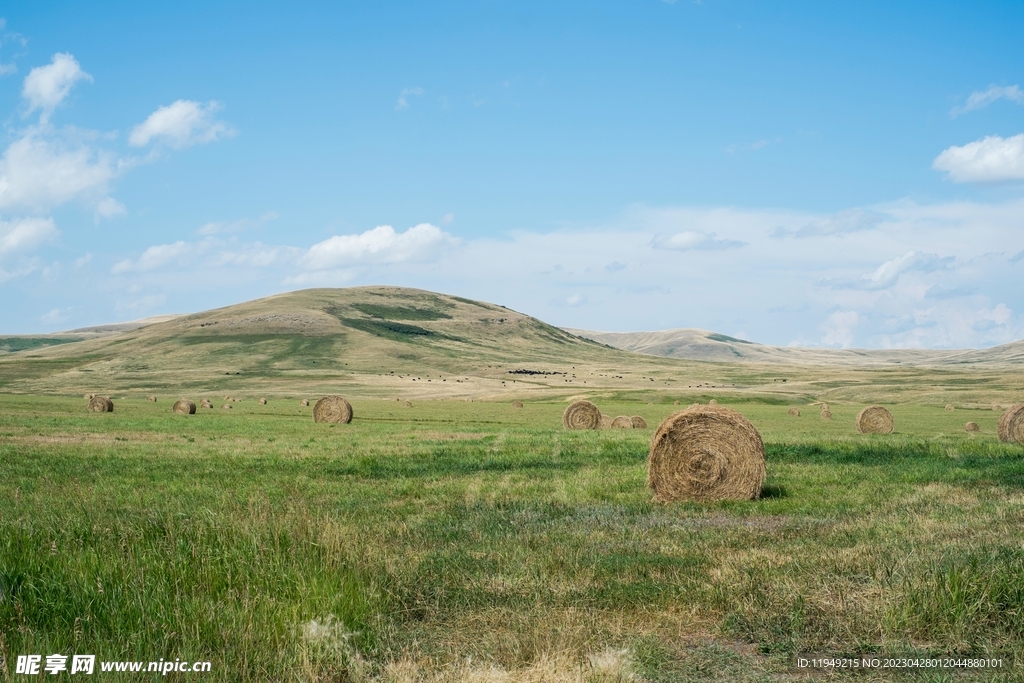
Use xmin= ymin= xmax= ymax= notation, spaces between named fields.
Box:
xmin=945 ymin=404 xmax=954 ymax=412
xmin=512 ymin=401 xmax=524 ymax=409
xmin=600 ymin=414 xmax=613 ymax=429
xmin=611 ymin=415 xmax=633 ymax=429
xmin=965 ymin=422 xmax=980 ymax=433
xmin=820 ymin=409 xmax=833 ymax=420
xmin=258 ymin=397 xmax=267 ymax=405
xmin=221 ymin=404 xmax=232 ymax=410
xmin=856 ymin=405 xmax=894 ymax=434
xmin=300 ymin=399 xmax=309 ymax=406
xmin=788 ymin=407 xmax=800 ymax=417
xmin=84 ymin=393 xmax=95 ymax=400
xmin=562 ymin=400 xmax=601 ymax=430
xmin=314 ymin=396 xmax=354 ymax=424
xmin=997 ymin=404 xmax=1024 ymax=444
xmin=88 ymin=396 xmax=113 ymax=413
xmin=403 ymin=400 xmax=413 ymax=407
xmin=709 ymin=399 xmax=718 ymax=406
xmin=647 ymin=405 xmax=765 ymax=502
xmin=147 ymin=395 xmax=157 ymax=402
xmin=673 ymin=400 xmax=680 ymax=405
xmin=630 ymin=416 xmax=648 ymax=429
xmin=172 ymin=399 xmax=196 ymax=415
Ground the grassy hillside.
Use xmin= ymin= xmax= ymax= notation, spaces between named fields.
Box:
xmin=0 ymin=286 xmax=1021 ymax=407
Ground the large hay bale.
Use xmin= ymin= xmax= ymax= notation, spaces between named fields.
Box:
xmin=647 ymin=405 xmax=765 ymax=502
xmin=300 ymin=399 xmax=310 ymax=407
xmin=945 ymin=404 xmax=954 ymax=412
xmin=600 ymin=414 xmax=613 ymax=429
xmin=172 ymin=399 xmax=196 ymax=415
xmin=997 ymin=404 xmax=1024 ymax=444
xmin=856 ymin=405 xmax=894 ymax=434
xmin=820 ymin=409 xmax=833 ymax=421
xmin=563 ymin=400 xmax=601 ymax=430
xmin=611 ymin=415 xmax=633 ymax=429
xmin=221 ymin=404 xmax=232 ymax=410
xmin=512 ymin=401 xmax=524 ymax=409
xmin=788 ymin=407 xmax=800 ymax=417
xmin=630 ymin=416 xmax=648 ymax=429
xmin=314 ymin=395 xmax=354 ymax=424
xmin=258 ymin=397 xmax=267 ymax=405
xmin=147 ymin=395 xmax=157 ymax=402
xmin=709 ymin=399 xmax=718 ymax=406
xmin=88 ymin=396 xmax=113 ymax=413
xmin=965 ymin=421 xmax=980 ymax=433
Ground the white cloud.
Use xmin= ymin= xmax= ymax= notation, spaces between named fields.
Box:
xmin=302 ymin=223 xmax=456 ymax=270
xmin=129 ymin=100 xmax=233 ymax=148
xmin=776 ymin=208 xmax=884 ymax=238
xmin=111 ymin=241 xmax=195 ymax=274
xmin=22 ymin=53 xmax=91 ymax=121
xmin=856 ymin=250 xmax=953 ymax=290
xmin=651 ymin=230 xmax=745 ymax=251
xmin=820 ymin=311 xmax=860 ymax=348
xmin=933 ymin=134 xmax=1024 ymax=183
xmin=396 ymin=87 xmax=424 ymax=110
xmin=0 ymin=130 xmax=118 ymax=212
xmin=40 ymin=308 xmax=68 ymax=325
xmin=952 ymin=85 xmax=1024 ymax=116
xmin=0 ymin=217 xmax=57 ymax=258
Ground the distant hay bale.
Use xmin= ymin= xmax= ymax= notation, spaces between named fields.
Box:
xmin=673 ymin=400 xmax=680 ymax=405
xmin=997 ymin=404 xmax=1024 ymax=444
xmin=200 ymin=400 xmax=213 ymax=409
xmin=820 ymin=409 xmax=833 ymax=420
xmin=630 ymin=416 xmax=648 ymax=429
xmin=647 ymin=402 xmax=653 ymax=406
xmin=994 ymin=405 xmax=1003 ymax=412
xmin=147 ymin=395 xmax=157 ymax=402
xmin=300 ymin=399 xmax=309 ymax=407
xmin=965 ymin=421 xmax=980 ymax=433
xmin=611 ymin=415 xmax=633 ymax=429
xmin=512 ymin=401 xmax=524 ymax=409
xmin=314 ymin=396 xmax=354 ymax=424
xmin=563 ymin=400 xmax=601 ymax=430
xmin=84 ymin=393 xmax=94 ymax=400
xmin=87 ymin=396 xmax=113 ymax=413
xmin=856 ymin=405 xmax=894 ymax=434
xmin=258 ymin=397 xmax=267 ymax=405
xmin=709 ymin=399 xmax=718 ymax=406
xmin=221 ymin=404 xmax=232 ymax=410
xmin=788 ymin=408 xmax=800 ymax=417
xmin=945 ymin=404 xmax=954 ymax=412
xmin=223 ymin=395 xmax=231 ymax=400
xmin=600 ymin=414 xmax=613 ymax=429
xmin=647 ymin=405 xmax=765 ymax=502
xmin=172 ymin=399 xmax=196 ymax=415
xmin=403 ymin=400 xmax=413 ymax=408
xmin=819 ymin=403 xmax=829 ymax=411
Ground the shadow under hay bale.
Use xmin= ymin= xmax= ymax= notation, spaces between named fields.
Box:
xmin=563 ymin=400 xmax=601 ymax=430
xmin=857 ymin=405 xmax=894 ymax=434
xmin=314 ymin=395 xmax=354 ymax=424
xmin=998 ymin=404 xmax=1024 ymax=444
xmin=88 ymin=396 xmax=113 ymax=413
xmin=648 ymin=405 xmax=765 ymax=502
xmin=512 ymin=400 xmax=524 ymax=409
xmin=788 ymin=407 xmax=800 ymax=417
xmin=610 ymin=415 xmax=633 ymax=429
xmin=173 ymin=399 xmax=196 ymax=415
xmin=630 ymin=415 xmax=648 ymax=429
xmin=965 ymin=421 xmax=980 ymax=433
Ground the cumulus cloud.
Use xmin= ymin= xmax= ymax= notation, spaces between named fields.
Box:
xmin=651 ymin=230 xmax=745 ymax=251
xmin=111 ymin=241 xmax=196 ymax=274
xmin=302 ymin=223 xmax=456 ymax=270
xmin=0 ymin=131 xmax=118 ymax=212
xmin=0 ymin=217 xmax=57 ymax=258
xmin=952 ymin=85 xmax=1024 ymax=116
xmin=129 ymin=100 xmax=233 ymax=148
xmin=22 ymin=53 xmax=91 ymax=121
xmin=933 ymin=134 xmax=1024 ymax=183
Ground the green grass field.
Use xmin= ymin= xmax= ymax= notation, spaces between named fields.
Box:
xmin=2 ymin=395 xmax=1023 ymax=681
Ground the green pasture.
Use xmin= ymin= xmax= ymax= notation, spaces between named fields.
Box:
xmin=1 ymin=394 xmax=1023 ymax=681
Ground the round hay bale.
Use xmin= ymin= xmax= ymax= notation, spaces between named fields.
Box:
xmin=965 ymin=421 xmax=980 ymax=433
xmin=221 ymin=404 xmax=232 ymax=410
xmin=600 ymin=414 xmax=613 ymax=429
xmin=300 ymin=399 xmax=309 ymax=407
xmin=314 ymin=395 xmax=354 ymax=424
xmin=819 ymin=403 xmax=829 ymax=411
xmin=223 ymin=395 xmax=231 ymax=400
xmin=820 ymin=409 xmax=833 ymax=421
xmin=647 ymin=405 xmax=765 ymax=502
xmin=611 ymin=415 xmax=633 ymax=429
xmin=172 ymin=399 xmax=196 ymax=415
xmin=562 ymin=400 xmax=601 ymax=430
xmin=945 ymin=404 xmax=954 ymax=412
xmin=994 ymin=404 xmax=1003 ymax=412
xmin=709 ymin=399 xmax=718 ymax=406
xmin=673 ymin=400 xmax=680 ymax=405
xmin=403 ymin=400 xmax=413 ymax=408
xmin=84 ymin=393 xmax=95 ymax=400
xmin=147 ymin=395 xmax=157 ymax=402
xmin=630 ymin=415 xmax=648 ymax=429
xmin=788 ymin=407 xmax=800 ymax=417
xmin=856 ymin=405 xmax=894 ymax=434
xmin=258 ymin=397 xmax=267 ymax=405
xmin=200 ymin=400 xmax=213 ymax=409
xmin=647 ymin=402 xmax=653 ymax=406
xmin=512 ymin=401 xmax=524 ymax=409
xmin=87 ymin=396 xmax=113 ymax=413
xmin=997 ymin=404 xmax=1024 ymax=444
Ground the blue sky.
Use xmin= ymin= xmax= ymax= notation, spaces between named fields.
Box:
xmin=1 ymin=1 xmax=1023 ymax=348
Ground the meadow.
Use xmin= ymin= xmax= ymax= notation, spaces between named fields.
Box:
xmin=2 ymin=394 xmax=1023 ymax=681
